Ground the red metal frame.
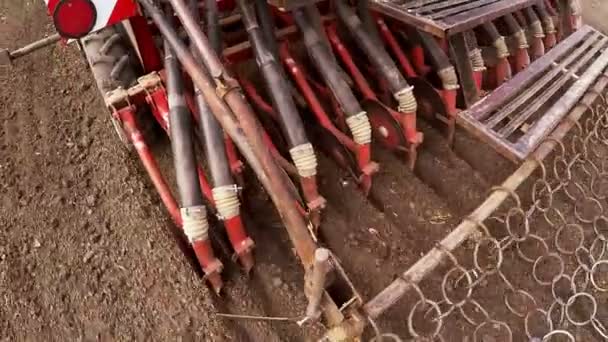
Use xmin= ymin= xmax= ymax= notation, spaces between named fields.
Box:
xmin=115 ymin=104 xmax=222 ymax=290
xmin=280 ymin=41 xmax=378 ymax=193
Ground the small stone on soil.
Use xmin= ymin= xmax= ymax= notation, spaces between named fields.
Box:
xmin=85 ymin=194 xmax=96 ymax=207
xmin=32 ymin=239 xmax=41 ymax=249
xmin=83 ymin=250 xmax=95 ymax=263
xmin=271 ymin=277 xmax=283 ymax=288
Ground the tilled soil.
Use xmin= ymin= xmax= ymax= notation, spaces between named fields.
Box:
xmin=0 ymin=1 xmax=547 ymax=341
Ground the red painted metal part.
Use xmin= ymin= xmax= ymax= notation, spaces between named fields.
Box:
xmin=117 ymin=104 xmax=223 ymax=290
xmin=325 ymin=24 xmax=420 ymax=146
xmin=117 ymin=105 xmax=182 ymax=226
xmin=129 ymin=15 xmax=163 ymax=72
xmin=236 ymin=72 xmax=325 ymax=216
xmin=279 ymin=41 xmax=377 ymax=193
xmin=375 ymin=17 xmax=417 ymax=78
xmin=280 ymin=43 xmax=357 ymax=152
xmin=146 ymin=87 xmax=215 ymax=205
xmin=513 ymin=47 xmax=531 ymax=72
xmin=146 ymin=86 xmax=253 ymax=275
xmin=410 ymin=44 xmax=431 ymax=77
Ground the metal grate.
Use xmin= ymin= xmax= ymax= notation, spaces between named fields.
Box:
xmin=458 ymin=25 xmax=608 ymax=162
xmin=370 ymin=0 xmax=541 ymax=37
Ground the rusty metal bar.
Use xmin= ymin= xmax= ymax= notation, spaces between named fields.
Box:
xmin=370 ymin=0 xmax=541 ymax=37
xmin=466 ymin=25 xmax=591 ymax=121
xmin=444 ymin=0 xmax=542 ymax=35
xmin=363 ymin=71 xmax=608 ymax=320
xmin=484 ymin=31 xmax=600 ymax=128
xmin=138 ymin=0 xmax=318 ymax=265
xmin=430 ymin=0 xmax=502 ymax=20
xmin=0 ymin=33 xmax=61 ymax=65
xmin=305 ymin=248 xmax=331 ymax=319
xmin=497 ymin=37 xmax=607 ymax=137
xmin=516 ymin=42 xmax=608 ymax=153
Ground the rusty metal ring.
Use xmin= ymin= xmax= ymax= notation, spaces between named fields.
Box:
xmin=473 ymin=320 xmax=512 ymax=342
xmin=574 ymin=196 xmax=603 ymax=223
xmin=473 ymin=237 xmax=503 ymax=276
xmin=590 ymin=260 xmax=608 ymax=292
xmin=592 ymin=318 xmax=608 ymax=339
xmin=572 ymin=265 xmax=590 ymax=293
xmin=543 ymin=207 xmax=566 ymax=229
xmin=532 ymin=179 xmax=553 ymax=213
xmin=590 ymin=237 xmax=607 ymax=260
xmin=594 ymin=216 xmax=608 ymax=241
xmin=504 ymin=289 xmax=537 ymax=318
xmin=505 ymin=207 xmax=530 ymax=242
xmin=458 ymin=299 xmax=490 ymax=327
xmin=441 ymin=266 xmax=473 ymax=306
xmin=565 ymin=292 xmax=597 ymax=326
xmin=542 ymin=330 xmax=575 ymax=342
xmin=551 ymin=274 xmax=575 ymax=306
xmin=533 ymin=253 xmax=565 ymax=286
xmin=555 ymin=224 xmax=585 ymax=255
xmin=516 ymin=234 xmax=550 ymax=263
xmin=548 ymin=301 xmax=565 ymax=327
xmin=407 ymin=299 xmax=442 ymax=339
xmin=524 ymin=308 xmax=552 ymax=340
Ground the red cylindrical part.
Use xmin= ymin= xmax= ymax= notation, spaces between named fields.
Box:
xmin=411 ymin=45 xmax=430 ymax=76
xmin=192 ymin=239 xmax=223 ymax=291
xmin=326 ymin=25 xmax=377 ymax=100
xmin=357 ymin=144 xmax=373 ymax=194
xmin=530 ymin=38 xmax=546 ymax=59
xmin=544 ymin=32 xmax=557 ymax=49
xmin=375 ymin=18 xmax=417 ymax=78
xmin=473 ymin=70 xmax=484 ymax=92
xmin=223 ymin=215 xmax=254 ymax=271
xmin=440 ymin=89 xmax=458 ymax=118
xmin=515 ymin=48 xmax=531 ymax=72
xmin=495 ymin=58 xmax=510 ymax=87
xmin=280 ymin=43 xmax=358 ymax=152
xmin=119 ymin=107 xmax=182 ymax=227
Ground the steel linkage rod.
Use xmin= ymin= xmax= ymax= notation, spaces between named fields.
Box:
xmin=292 ymin=6 xmax=375 ymax=193
xmin=165 ymin=38 xmax=224 ymax=293
xmin=236 ymin=0 xmax=325 ymax=225
xmin=137 ymin=0 xmax=318 ymax=266
xmin=361 ymin=73 xmax=608 ymax=320
xmin=333 ymin=0 xmax=420 ymax=147
xmin=192 ymin=0 xmax=255 ymax=272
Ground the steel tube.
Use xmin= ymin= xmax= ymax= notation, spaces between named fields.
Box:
xmin=334 ymin=0 xmax=410 ymax=94
xmin=193 ymin=0 xmax=233 ymax=188
xmin=138 ymin=0 xmax=318 ymax=265
xmin=166 ymin=41 xmax=205 ymax=207
xmin=293 ymin=8 xmax=363 ymax=117
xmin=237 ymin=0 xmax=309 ymax=149
xmin=10 ymin=33 xmax=61 ymax=59
xmin=254 ymin=0 xmax=279 ymax=58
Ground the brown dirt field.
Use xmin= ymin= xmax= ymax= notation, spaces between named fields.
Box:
xmin=1 ymin=1 xmax=605 ymax=341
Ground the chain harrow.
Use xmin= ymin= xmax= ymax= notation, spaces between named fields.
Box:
xmin=379 ymin=92 xmax=608 ymax=341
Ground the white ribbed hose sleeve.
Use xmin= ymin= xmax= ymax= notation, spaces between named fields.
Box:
xmin=530 ymin=20 xmax=545 ymax=38
xmin=290 ymin=143 xmax=318 ymax=178
xmin=469 ymin=48 xmax=486 ymax=71
xmin=181 ymin=206 xmax=209 ymax=242
xmin=494 ymin=36 xmax=509 ymax=58
xmin=346 ymin=112 xmax=373 ymax=145
xmin=513 ymin=30 xmax=529 ymax=49
xmin=212 ymin=185 xmax=241 ymax=220
xmin=394 ymin=86 xmax=418 ymax=113
xmin=437 ymin=66 xmax=460 ymax=90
